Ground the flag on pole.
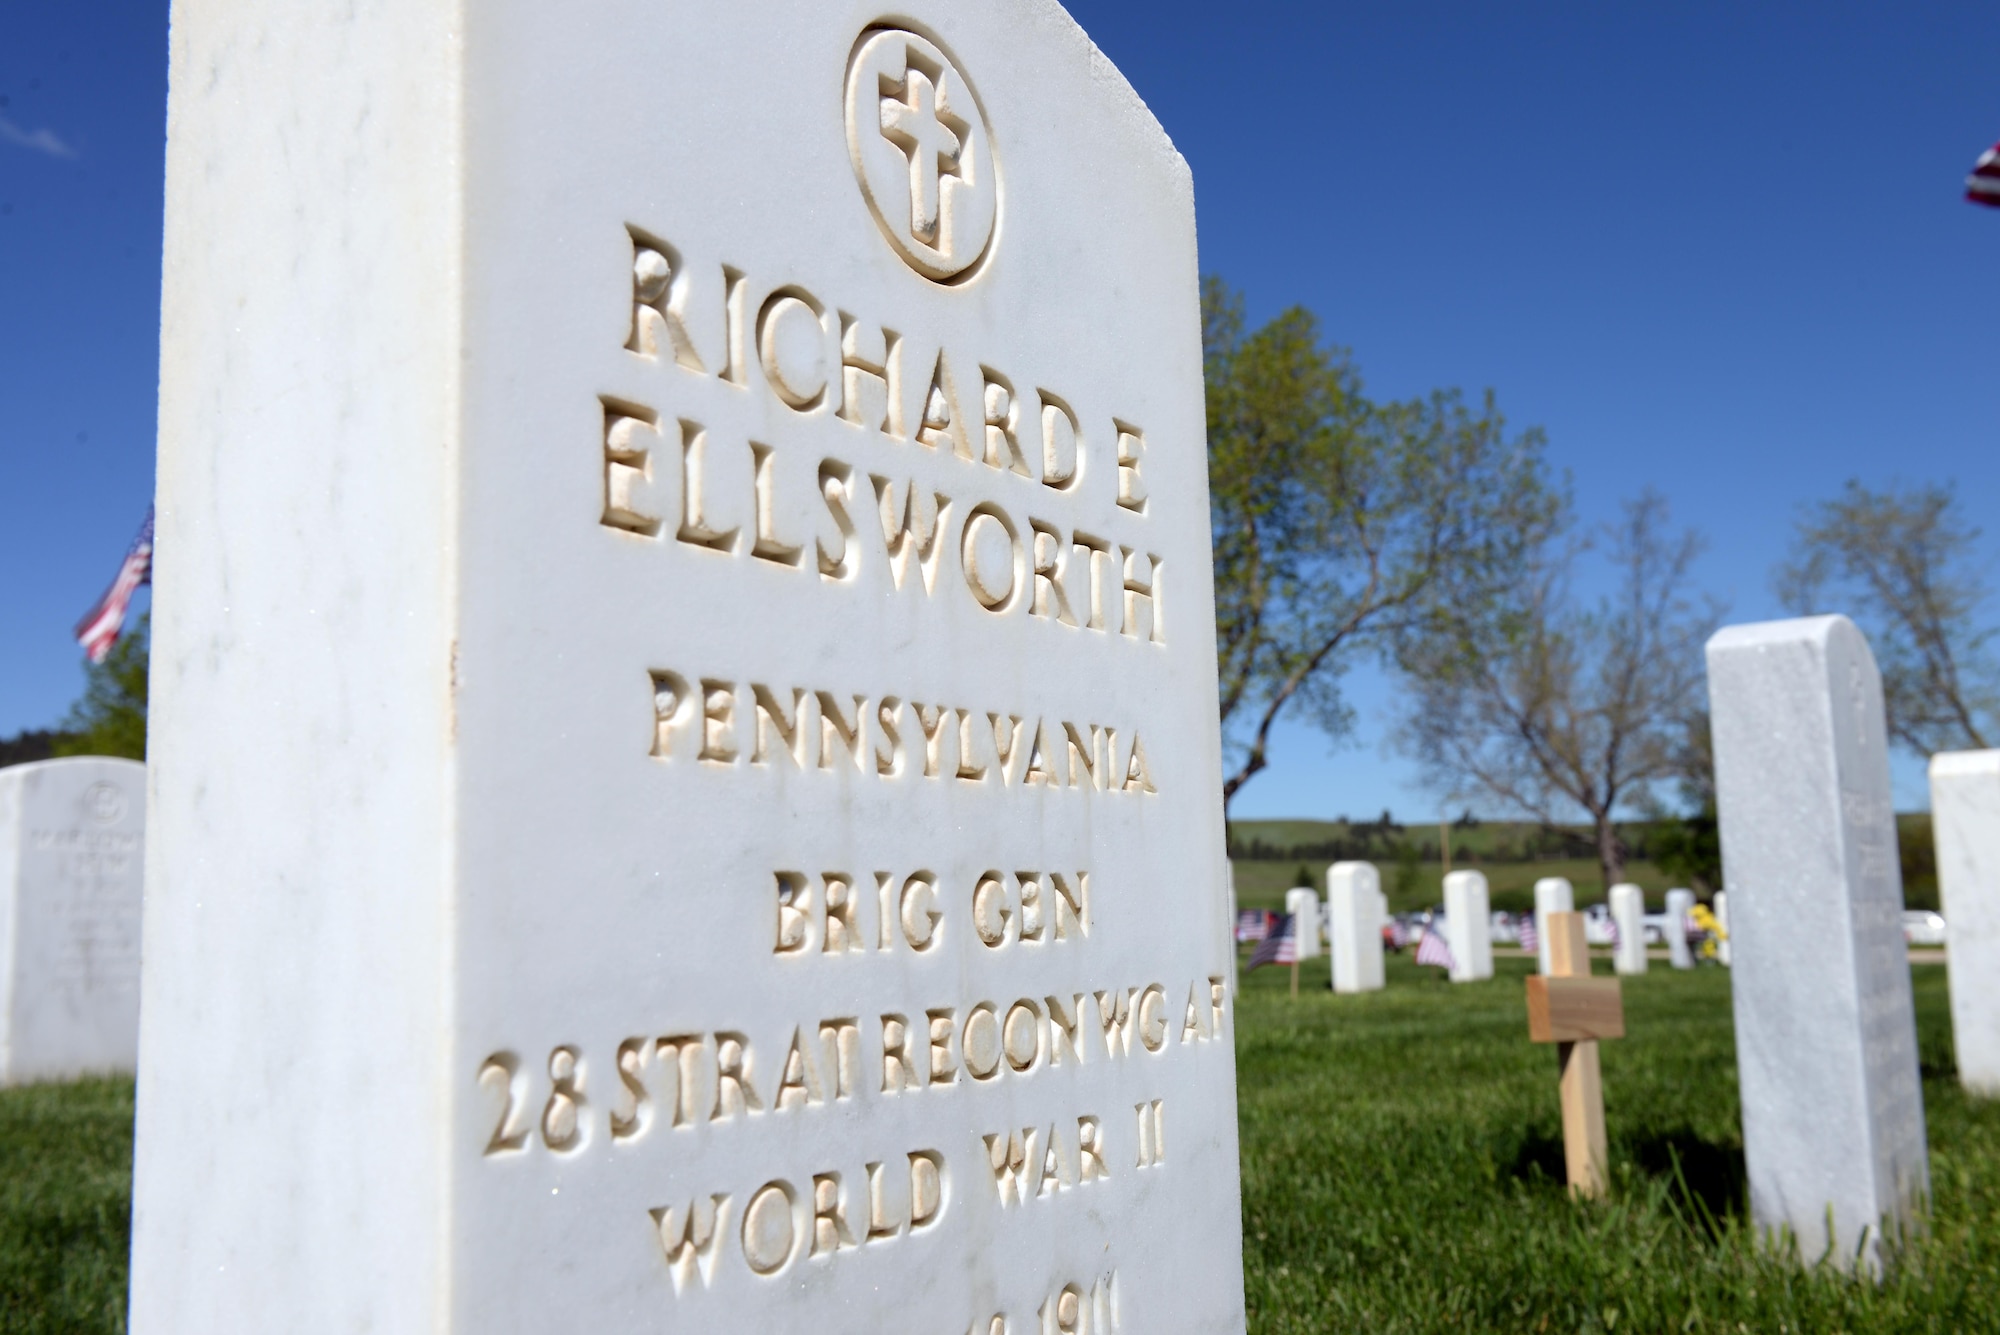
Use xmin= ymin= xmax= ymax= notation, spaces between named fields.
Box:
xmin=1246 ymin=914 xmax=1297 ymax=971
xmin=74 ymin=506 xmax=154 ymax=663
xmin=1969 ymin=141 xmax=2000 ymax=208
xmin=1518 ymin=912 xmax=1539 ymax=955
xmin=1235 ymin=909 xmax=1277 ymax=944
xmin=1415 ymin=919 xmax=1456 ymax=971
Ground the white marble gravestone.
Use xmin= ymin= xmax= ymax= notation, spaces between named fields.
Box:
xmin=0 ymin=758 xmax=145 ymax=1084
xmin=1327 ymin=862 xmax=1385 ymax=994
xmin=1285 ymin=886 xmax=1323 ymax=961
xmin=1441 ymin=869 xmax=1492 ymax=983
xmin=1707 ymin=616 xmax=1927 ymax=1271
xmin=1608 ymin=883 xmax=1647 ymax=977
xmin=1664 ymin=888 xmax=1696 ymax=970
xmin=131 ymin=4 xmax=1242 ymax=1330
xmin=1930 ymin=750 xmax=2000 ymax=1094
xmin=1533 ymin=877 xmax=1573 ymax=976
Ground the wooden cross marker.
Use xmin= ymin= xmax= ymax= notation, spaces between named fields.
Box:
xmin=1524 ymin=909 xmax=1624 ymax=1199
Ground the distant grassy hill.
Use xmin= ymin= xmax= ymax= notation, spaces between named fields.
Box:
xmin=1228 ymin=813 xmax=1939 ymax=915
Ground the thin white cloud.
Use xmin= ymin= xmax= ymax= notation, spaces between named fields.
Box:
xmin=0 ymin=115 xmax=75 ymax=160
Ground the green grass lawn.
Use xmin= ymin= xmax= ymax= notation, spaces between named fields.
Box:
xmin=0 ymin=1077 xmax=132 ymax=1333
xmin=6 ymin=960 xmax=1998 ymax=1332
xmin=1237 ymin=953 xmax=2000 ymax=1332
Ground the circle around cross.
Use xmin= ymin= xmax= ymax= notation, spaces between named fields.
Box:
xmin=845 ymin=26 xmax=999 ymax=283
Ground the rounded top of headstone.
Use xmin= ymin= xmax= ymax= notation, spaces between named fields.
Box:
xmin=845 ymin=23 xmax=1000 ymax=284
xmin=1326 ymin=860 xmax=1381 ymax=892
xmin=1705 ymin=612 xmax=1861 ymax=656
xmin=0 ymin=756 xmax=145 ymax=824
xmin=1930 ymin=748 xmax=2000 ymax=778
xmin=0 ymin=756 xmax=145 ymax=781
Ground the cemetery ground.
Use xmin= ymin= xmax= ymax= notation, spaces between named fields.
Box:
xmin=5 ymin=964 xmax=2000 ymax=1330
xmin=1237 ymin=955 xmax=2000 ymax=1332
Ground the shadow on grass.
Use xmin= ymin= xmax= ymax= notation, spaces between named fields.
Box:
xmin=1506 ymin=1132 xmax=1567 ymax=1189
xmin=1631 ymin=1130 xmax=1746 ymax=1230
xmin=1919 ymin=1034 xmax=1958 ymax=1083
xmin=1506 ymin=1127 xmax=1745 ymax=1230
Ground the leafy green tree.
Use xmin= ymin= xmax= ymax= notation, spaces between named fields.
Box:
xmin=1775 ymin=479 xmax=2000 ymax=753
xmin=55 ymin=614 xmax=148 ymax=761
xmin=1652 ymin=809 xmax=1721 ymax=893
xmin=1395 ymin=492 xmax=1719 ymax=891
xmin=1204 ymin=277 xmax=1563 ymax=815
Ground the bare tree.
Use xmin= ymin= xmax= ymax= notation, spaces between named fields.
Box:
xmin=1394 ymin=491 xmax=1718 ymax=889
xmin=1775 ymin=479 xmax=2000 ymax=753
xmin=1205 ymin=278 xmax=1563 ymax=815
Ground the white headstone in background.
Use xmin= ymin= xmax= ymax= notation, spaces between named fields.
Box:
xmin=1327 ymin=862 xmax=1385 ymax=994
xmin=1441 ymin=869 xmax=1492 ymax=982
xmin=1664 ymin=888 xmax=1696 ymax=970
xmin=1284 ymin=886 xmax=1323 ymax=962
xmin=1713 ymin=889 xmax=1732 ymax=966
xmin=131 ymin=4 xmax=1243 ymax=1330
xmin=1707 ymin=615 xmax=1927 ymax=1272
xmin=1609 ymin=882 xmax=1647 ymax=976
xmin=1533 ymin=877 xmax=1573 ymax=976
xmin=1930 ymin=750 xmax=2000 ymax=1094
xmin=0 ymin=758 xmax=145 ymax=1085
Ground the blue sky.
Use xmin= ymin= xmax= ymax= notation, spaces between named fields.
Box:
xmin=3 ymin=2 xmax=1997 ymax=818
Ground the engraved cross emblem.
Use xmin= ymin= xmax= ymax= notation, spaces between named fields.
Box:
xmin=846 ymin=28 xmax=997 ymax=281
xmin=879 ymin=64 xmax=968 ymax=248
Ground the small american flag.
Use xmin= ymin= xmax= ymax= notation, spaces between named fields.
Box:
xmin=1414 ymin=920 xmax=1456 ymax=971
xmin=74 ymin=506 xmax=154 ymax=664
xmin=1969 ymin=141 xmax=2000 ymax=208
xmin=1246 ymin=914 xmax=1296 ymax=971
xmin=1235 ymin=910 xmax=1276 ymax=944
xmin=1518 ymin=912 xmax=1539 ymax=955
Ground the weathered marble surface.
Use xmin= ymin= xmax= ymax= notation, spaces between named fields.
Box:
xmin=1930 ymin=750 xmax=2000 ymax=1094
xmin=131 ymin=2 xmax=1239 ymax=1329
xmin=1534 ymin=877 xmax=1573 ymax=976
xmin=1328 ymin=862 xmax=1385 ymax=994
xmin=0 ymin=758 xmax=144 ymax=1084
xmin=1442 ymin=869 xmax=1493 ymax=983
xmin=1708 ymin=615 xmax=1927 ymax=1272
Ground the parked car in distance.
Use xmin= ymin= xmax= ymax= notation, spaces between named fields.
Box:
xmin=1903 ymin=910 xmax=1947 ymax=947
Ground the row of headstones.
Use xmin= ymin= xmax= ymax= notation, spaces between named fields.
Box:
xmin=1263 ymin=869 xmax=1714 ymax=992
xmin=1237 ymin=614 xmax=1989 ymax=1274
xmin=1589 ymin=881 xmax=1724 ymax=974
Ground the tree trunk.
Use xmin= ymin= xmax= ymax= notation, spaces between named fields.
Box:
xmin=1593 ymin=813 xmax=1625 ymax=892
